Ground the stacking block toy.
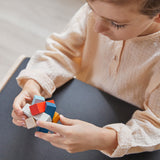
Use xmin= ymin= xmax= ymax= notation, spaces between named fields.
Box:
xmin=29 ymin=102 xmax=46 ymax=116
xmin=22 ymin=103 xmax=32 ymax=118
xmin=37 ymin=127 xmax=48 ymax=133
xmin=32 ymin=95 xmax=45 ymax=105
xmin=33 ymin=113 xmax=43 ymax=120
xmin=47 ymin=99 xmax=55 ymax=104
xmin=45 ymin=102 xmax=56 ymax=119
xmin=37 ymin=112 xmax=52 ymax=122
xmin=22 ymin=95 xmax=60 ymax=133
xmin=52 ymin=112 xmax=60 ymax=123
xmin=37 ymin=102 xmax=56 ymax=133
xmin=25 ymin=117 xmax=37 ymax=129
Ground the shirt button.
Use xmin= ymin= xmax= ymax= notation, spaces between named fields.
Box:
xmin=112 ymin=55 xmax=118 ymax=61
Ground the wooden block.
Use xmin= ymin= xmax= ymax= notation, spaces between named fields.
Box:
xmin=29 ymin=102 xmax=46 ymax=116
xmin=37 ymin=127 xmax=48 ymax=133
xmin=29 ymin=104 xmax=39 ymax=116
xmin=45 ymin=102 xmax=56 ymax=119
xmin=52 ymin=112 xmax=60 ymax=123
xmin=47 ymin=100 xmax=55 ymax=104
xmin=25 ymin=117 xmax=37 ymax=129
xmin=33 ymin=113 xmax=42 ymax=120
xmin=37 ymin=102 xmax=46 ymax=113
xmin=36 ymin=112 xmax=51 ymax=133
xmin=35 ymin=112 xmax=51 ymax=122
xmin=32 ymin=95 xmax=45 ymax=105
xmin=22 ymin=103 xmax=32 ymax=117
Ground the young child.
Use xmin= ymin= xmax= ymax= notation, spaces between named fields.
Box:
xmin=11 ymin=0 xmax=160 ymax=158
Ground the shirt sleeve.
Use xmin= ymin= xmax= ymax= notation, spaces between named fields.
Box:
xmin=101 ymin=73 xmax=160 ymax=157
xmin=16 ymin=3 xmax=90 ymax=98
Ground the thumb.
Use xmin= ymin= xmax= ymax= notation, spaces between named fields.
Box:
xmin=60 ymin=115 xmax=75 ymax=126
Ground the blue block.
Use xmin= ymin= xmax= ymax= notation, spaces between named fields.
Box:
xmin=45 ymin=102 xmax=56 ymax=119
xmin=32 ymin=95 xmax=45 ymax=105
xmin=37 ymin=127 xmax=48 ymax=133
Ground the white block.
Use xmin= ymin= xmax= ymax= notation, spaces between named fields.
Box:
xmin=25 ymin=117 xmax=37 ymax=129
xmin=22 ymin=103 xmax=32 ymax=117
xmin=33 ymin=113 xmax=42 ymax=120
xmin=34 ymin=112 xmax=51 ymax=122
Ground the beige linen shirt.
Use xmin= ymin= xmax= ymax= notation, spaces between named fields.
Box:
xmin=17 ymin=3 xmax=160 ymax=157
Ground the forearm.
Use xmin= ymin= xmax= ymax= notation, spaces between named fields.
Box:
xmin=23 ymin=79 xmax=43 ymax=94
xmin=96 ymin=128 xmax=118 ymax=155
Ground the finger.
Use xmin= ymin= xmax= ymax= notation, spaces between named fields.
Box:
xmin=11 ymin=110 xmax=27 ymax=121
xmin=37 ymin=120 xmax=66 ymax=135
xmin=35 ymin=132 xmax=65 ymax=147
xmin=13 ymin=94 xmax=26 ymax=115
xmin=60 ymin=115 xmax=75 ymax=126
xmin=35 ymin=132 xmax=67 ymax=150
xmin=35 ymin=132 xmax=53 ymax=141
xmin=12 ymin=119 xmax=26 ymax=127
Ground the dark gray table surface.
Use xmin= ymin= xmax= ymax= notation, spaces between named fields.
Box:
xmin=0 ymin=58 xmax=160 ymax=160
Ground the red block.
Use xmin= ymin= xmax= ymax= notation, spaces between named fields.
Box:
xmin=37 ymin=102 xmax=46 ymax=113
xmin=29 ymin=104 xmax=39 ymax=116
xmin=29 ymin=102 xmax=46 ymax=116
xmin=47 ymin=100 xmax=55 ymax=104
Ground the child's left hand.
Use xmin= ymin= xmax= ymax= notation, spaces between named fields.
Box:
xmin=35 ymin=115 xmax=117 ymax=154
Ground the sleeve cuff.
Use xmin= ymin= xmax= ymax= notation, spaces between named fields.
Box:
xmin=101 ymin=123 xmax=133 ymax=158
xmin=16 ymin=69 xmax=55 ymax=98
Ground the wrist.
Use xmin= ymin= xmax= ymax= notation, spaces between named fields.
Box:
xmin=23 ymin=79 xmax=43 ymax=94
xmin=97 ymin=128 xmax=118 ymax=155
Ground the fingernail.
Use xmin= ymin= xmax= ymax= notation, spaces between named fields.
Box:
xmin=22 ymin=117 xmax=26 ymax=120
xmin=56 ymin=132 xmax=61 ymax=136
xmin=35 ymin=133 xmax=38 ymax=137
xmin=60 ymin=114 xmax=64 ymax=118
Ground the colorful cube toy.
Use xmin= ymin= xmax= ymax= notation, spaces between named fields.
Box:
xmin=22 ymin=95 xmax=60 ymax=133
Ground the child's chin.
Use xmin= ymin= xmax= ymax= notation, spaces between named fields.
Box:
xmin=101 ymin=33 xmax=119 ymax=40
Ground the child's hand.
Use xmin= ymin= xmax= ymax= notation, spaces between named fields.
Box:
xmin=35 ymin=115 xmax=117 ymax=154
xmin=11 ymin=79 xmax=43 ymax=127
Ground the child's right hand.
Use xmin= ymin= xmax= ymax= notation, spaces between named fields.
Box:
xmin=11 ymin=79 xmax=43 ymax=127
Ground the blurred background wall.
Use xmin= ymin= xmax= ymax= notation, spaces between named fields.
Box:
xmin=0 ymin=0 xmax=84 ymax=81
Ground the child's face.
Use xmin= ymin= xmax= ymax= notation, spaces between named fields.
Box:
xmin=87 ymin=0 xmax=160 ymax=40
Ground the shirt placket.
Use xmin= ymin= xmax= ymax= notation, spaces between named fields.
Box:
xmin=109 ymin=41 xmax=124 ymax=76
